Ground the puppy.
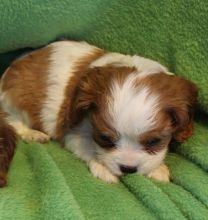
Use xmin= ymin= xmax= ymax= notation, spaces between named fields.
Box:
xmin=0 ymin=112 xmax=16 ymax=187
xmin=0 ymin=41 xmax=198 ymax=183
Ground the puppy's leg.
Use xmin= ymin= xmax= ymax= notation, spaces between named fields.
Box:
xmin=147 ymin=163 xmax=170 ymax=182
xmin=7 ymin=117 xmax=50 ymax=143
xmin=64 ymin=121 xmax=118 ymax=183
xmin=88 ymin=159 xmax=119 ymax=183
xmin=167 ymin=71 xmax=175 ymax=75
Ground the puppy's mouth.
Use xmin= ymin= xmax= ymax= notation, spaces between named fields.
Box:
xmin=94 ymin=147 xmax=139 ymax=176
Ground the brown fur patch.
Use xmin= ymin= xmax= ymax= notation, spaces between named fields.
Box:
xmin=135 ymin=73 xmax=198 ymax=142
xmin=55 ymin=49 xmax=105 ymax=139
xmin=1 ymin=47 xmax=51 ymax=131
xmin=0 ymin=112 xmax=16 ymax=187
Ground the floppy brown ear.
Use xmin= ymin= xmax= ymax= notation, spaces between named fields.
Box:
xmin=166 ymin=77 xmax=198 ymax=143
xmin=55 ymin=67 xmax=105 ymax=139
xmin=71 ymin=68 xmax=97 ymax=126
xmin=174 ymin=121 xmax=193 ymax=142
xmin=71 ymin=67 xmax=109 ymax=126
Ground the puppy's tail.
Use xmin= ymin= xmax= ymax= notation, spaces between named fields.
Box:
xmin=0 ymin=111 xmax=16 ymax=187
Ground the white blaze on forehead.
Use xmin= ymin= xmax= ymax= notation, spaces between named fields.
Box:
xmin=108 ymin=73 xmax=159 ymax=135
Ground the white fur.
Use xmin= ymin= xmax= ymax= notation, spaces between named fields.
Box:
xmin=0 ymin=92 xmax=31 ymax=127
xmin=109 ymin=73 xmax=159 ymax=134
xmin=64 ymin=119 xmax=96 ymax=163
xmin=96 ymin=142 xmax=167 ymax=176
xmin=91 ymin=52 xmax=168 ymax=76
xmin=40 ymin=41 xmax=99 ymax=136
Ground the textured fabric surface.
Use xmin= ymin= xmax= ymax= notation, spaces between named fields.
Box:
xmin=0 ymin=1 xmax=208 ymax=219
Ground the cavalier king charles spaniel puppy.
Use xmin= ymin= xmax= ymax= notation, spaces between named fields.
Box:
xmin=0 ymin=41 xmax=198 ymax=183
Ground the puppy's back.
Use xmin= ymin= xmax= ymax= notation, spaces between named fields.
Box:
xmin=0 ymin=41 xmax=103 ymax=138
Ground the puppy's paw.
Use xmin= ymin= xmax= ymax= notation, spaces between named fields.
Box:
xmin=21 ymin=129 xmax=50 ymax=143
xmin=89 ymin=159 xmax=119 ymax=183
xmin=147 ymin=163 xmax=170 ymax=182
xmin=167 ymin=71 xmax=175 ymax=75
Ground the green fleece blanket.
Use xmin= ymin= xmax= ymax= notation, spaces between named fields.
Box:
xmin=0 ymin=1 xmax=208 ymax=219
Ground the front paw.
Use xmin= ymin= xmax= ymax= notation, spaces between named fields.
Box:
xmin=147 ymin=164 xmax=170 ymax=182
xmin=21 ymin=129 xmax=50 ymax=143
xmin=89 ymin=159 xmax=119 ymax=183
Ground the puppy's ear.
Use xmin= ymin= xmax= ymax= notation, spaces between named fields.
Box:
xmin=166 ymin=76 xmax=198 ymax=142
xmin=71 ymin=67 xmax=104 ymax=125
xmin=75 ymin=69 xmax=97 ymax=111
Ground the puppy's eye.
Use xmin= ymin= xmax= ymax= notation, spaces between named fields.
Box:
xmin=145 ymin=138 xmax=161 ymax=147
xmin=99 ymin=134 xmax=115 ymax=148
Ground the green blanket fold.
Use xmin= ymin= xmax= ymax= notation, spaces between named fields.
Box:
xmin=0 ymin=0 xmax=208 ymax=219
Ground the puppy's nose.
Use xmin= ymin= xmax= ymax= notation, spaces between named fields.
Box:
xmin=120 ymin=165 xmax=137 ymax=174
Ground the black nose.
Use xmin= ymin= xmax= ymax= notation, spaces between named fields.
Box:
xmin=120 ymin=165 xmax=137 ymax=174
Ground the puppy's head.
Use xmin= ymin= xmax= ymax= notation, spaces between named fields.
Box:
xmin=74 ymin=66 xmax=198 ymax=176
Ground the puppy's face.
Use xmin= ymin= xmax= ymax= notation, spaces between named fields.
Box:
xmin=75 ymin=66 xmax=198 ymax=176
